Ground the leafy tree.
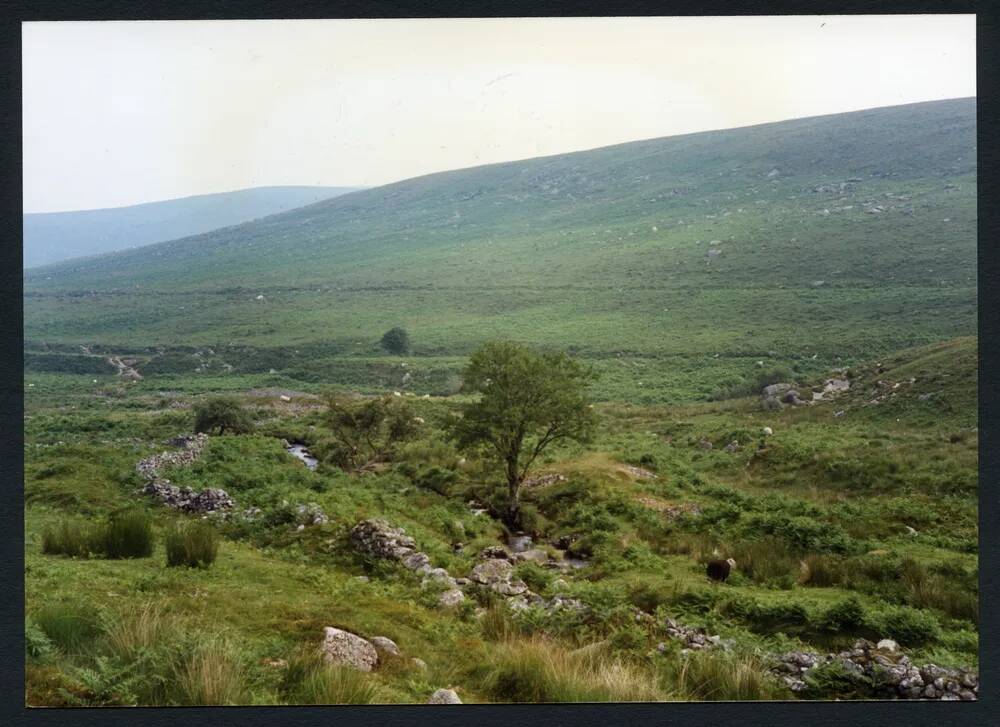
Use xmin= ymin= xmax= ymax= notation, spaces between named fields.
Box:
xmin=193 ymin=396 xmax=253 ymax=435
xmin=380 ymin=327 xmax=411 ymax=355
xmin=451 ymin=341 xmax=596 ymax=526
xmin=321 ymin=393 xmax=418 ymax=472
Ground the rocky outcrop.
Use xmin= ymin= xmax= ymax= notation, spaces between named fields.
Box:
xmin=320 ymin=627 xmax=379 ymax=672
xmin=658 ymin=616 xmax=733 ymax=653
xmin=470 ymin=559 xmax=529 ymax=596
xmin=350 ymin=519 xmax=419 ymax=561
xmin=135 ymin=433 xmax=209 ymax=479
xmin=772 ymin=639 xmax=978 ymax=700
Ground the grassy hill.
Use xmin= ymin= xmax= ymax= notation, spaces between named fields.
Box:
xmin=23 ymin=185 xmax=362 ymax=268
xmin=23 ymin=98 xmax=976 ymax=402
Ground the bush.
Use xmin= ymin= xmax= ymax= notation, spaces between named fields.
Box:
xmin=193 ymin=396 xmax=253 ymax=435
xmin=817 ymin=596 xmax=867 ymax=633
xmin=867 ymin=605 xmax=942 ymax=646
xmin=100 ymin=510 xmax=155 ymax=559
xmin=41 ymin=518 xmax=101 ymax=557
xmin=165 ymin=521 xmax=219 ymax=568
xmin=34 ymin=603 xmax=102 ymax=653
xmin=380 ymin=327 xmax=411 ymax=355
xmin=515 ymin=562 xmax=553 ymax=593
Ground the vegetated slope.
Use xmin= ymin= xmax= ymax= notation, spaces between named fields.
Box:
xmin=23 ymin=185 xmax=362 ymax=268
xmin=24 ymin=99 xmax=976 ymax=401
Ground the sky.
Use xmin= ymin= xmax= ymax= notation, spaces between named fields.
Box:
xmin=22 ymin=15 xmax=975 ymax=213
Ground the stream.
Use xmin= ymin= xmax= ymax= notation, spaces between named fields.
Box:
xmin=504 ymin=532 xmax=589 ymax=569
xmin=285 ymin=442 xmax=318 ymax=470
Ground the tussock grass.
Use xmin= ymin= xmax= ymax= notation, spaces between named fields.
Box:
xmin=728 ymin=537 xmax=799 ymax=585
xmin=798 ymin=554 xmax=844 ymax=587
xmin=34 ymin=603 xmax=102 ymax=654
xmin=281 ymin=651 xmax=380 ymax=705
xmin=660 ymin=649 xmax=788 ymax=701
xmin=482 ymin=637 xmax=666 ymax=702
xmin=100 ymin=509 xmax=155 ymax=559
xmin=101 ymin=603 xmax=174 ymax=662
xmin=41 ymin=518 xmax=101 ymax=558
xmin=172 ymin=643 xmax=248 ymax=706
xmin=165 ymin=521 xmax=219 ymax=568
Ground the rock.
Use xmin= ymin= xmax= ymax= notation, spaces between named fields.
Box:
xmin=905 ymin=526 xmax=918 ymax=536
xmin=781 ymin=389 xmax=801 ymax=404
xmin=834 ymin=410 xmax=846 ymax=417
xmin=279 ymin=395 xmax=291 ymax=402
xmin=411 ymin=658 xmax=428 ymax=670
xmin=479 ymin=545 xmax=512 ymax=561
xmin=427 ymin=688 xmax=462 ymax=704
xmin=522 ymin=472 xmax=568 ymax=488
xmin=515 ymin=549 xmax=550 ymax=565
xmin=723 ymin=440 xmax=740 ymax=453
xmin=370 ymin=636 xmax=401 ymax=657
xmin=876 ymin=639 xmax=899 ymax=652
xmin=350 ymin=519 xmax=417 ymax=561
xmin=402 ymin=551 xmax=432 ymax=571
xmin=697 ymin=438 xmax=713 ymax=450
xmin=762 ymin=383 xmax=793 ymax=398
xmin=762 ymin=427 xmax=773 ymax=436
xmin=320 ymin=627 xmax=378 ymax=672
xmin=470 ymin=559 xmax=528 ymax=595
xmin=438 ymin=589 xmax=465 ymax=608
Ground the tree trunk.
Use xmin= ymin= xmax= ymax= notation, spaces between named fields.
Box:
xmin=505 ymin=457 xmax=522 ymax=528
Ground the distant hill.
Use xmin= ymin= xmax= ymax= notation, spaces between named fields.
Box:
xmin=24 ymin=99 xmax=976 ymax=402
xmin=23 ymin=186 xmax=362 ymax=268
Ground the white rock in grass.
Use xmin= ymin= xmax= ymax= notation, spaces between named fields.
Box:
xmin=370 ymin=636 xmax=401 ymax=657
xmin=427 ymin=688 xmax=462 ymax=704
xmin=320 ymin=627 xmax=378 ymax=672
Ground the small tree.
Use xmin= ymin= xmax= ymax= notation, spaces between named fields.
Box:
xmin=321 ymin=393 xmax=418 ymax=471
xmin=380 ymin=327 xmax=411 ymax=355
xmin=451 ymin=342 xmax=596 ymax=526
xmin=193 ymin=396 xmax=253 ymax=435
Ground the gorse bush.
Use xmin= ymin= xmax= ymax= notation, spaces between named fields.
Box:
xmin=41 ymin=518 xmax=101 ymax=558
xmin=165 ymin=521 xmax=219 ymax=568
xmin=101 ymin=509 xmax=155 ymax=559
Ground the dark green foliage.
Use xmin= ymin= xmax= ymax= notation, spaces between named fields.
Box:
xmin=818 ymin=597 xmax=867 ymax=633
xmin=867 ymin=605 xmax=942 ymax=646
xmin=193 ymin=396 xmax=253 ymax=435
xmin=100 ymin=510 xmax=155 ymax=559
xmin=453 ymin=342 xmax=597 ymax=525
xmin=34 ymin=603 xmax=102 ymax=653
xmin=41 ymin=518 xmax=101 ymax=558
xmin=800 ymin=661 xmax=878 ymax=700
xmin=165 ymin=521 xmax=219 ymax=568
xmin=25 ymin=616 xmax=55 ymax=660
xmin=321 ymin=393 xmax=418 ymax=471
xmin=380 ymin=327 xmax=411 ymax=355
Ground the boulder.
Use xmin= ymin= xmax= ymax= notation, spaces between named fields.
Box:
xmin=350 ymin=519 xmax=417 ymax=561
xmin=762 ymin=383 xmax=793 ymax=398
xmin=876 ymin=639 xmax=899 ymax=653
xmin=470 ymin=558 xmax=528 ymax=595
xmin=515 ymin=549 xmax=550 ymax=565
xmin=320 ymin=627 xmax=378 ymax=672
xmin=439 ymin=589 xmax=466 ymax=608
xmin=370 ymin=636 xmax=401 ymax=657
xmin=427 ymin=688 xmax=462 ymax=704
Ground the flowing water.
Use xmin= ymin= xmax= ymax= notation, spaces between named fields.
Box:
xmin=286 ymin=443 xmax=318 ymax=470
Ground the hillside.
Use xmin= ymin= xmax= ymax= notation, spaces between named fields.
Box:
xmin=23 ymin=98 xmax=977 ymax=402
xmin=23 ymin=185 xmax=361 ymax=268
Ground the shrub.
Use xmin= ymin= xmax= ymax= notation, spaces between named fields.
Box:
xmin=34 ymin=603 xmax=102 ymax=653
xmin=100 ymin=509 xmax=155 ymax=559
xmin=817 ymin=597 xmax=867 ymax=633
xmin=41 ymin=518 xmax=101 ymax=557
xmin=867 ymin=605 xmax=942 ymax=646
xmin=165 ymin=521 xmax=219 ymax=568
xmin=515 ymin=561 xmax=553 ymax=593
xmin=380 ymin=327 xmax=411 ymax=355
xmin=193 ymin=396 xmax=253 ymax=435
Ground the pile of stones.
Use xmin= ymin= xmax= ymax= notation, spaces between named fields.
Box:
xmin=135 ymin=433 xmax=235 ymax=514
xmin=772 ymin=639 xmax=978 ymax=700
xmin=657 ymin=616 xmax=734 ymax=654
xmin=295 ymin=502 xmax=329 ymax=528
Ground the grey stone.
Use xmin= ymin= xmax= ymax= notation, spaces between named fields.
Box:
xmin=320 ymin=627 xmax=378 ymax=672
xmin=427 ymin=688 xmax=462 ymax=704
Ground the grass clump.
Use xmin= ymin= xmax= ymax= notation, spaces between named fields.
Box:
xmin=172 ymin=643 xmax=248 ymax=706
xmin=165 ymin=521 xmax=219 ymax=568
xmin=34 ymin=603 xmax=102 ymax=654
xmin=281 ymin=650 xmax=380 ymax=705
xmin=659 ymin=649 xmax=788 ymax=701
xmin=482 ymin=637 xmax=665 ymax=702
xmin=41 ymin=518 xmax=101 ymax=558
xmin=100 ymin=509 xmax=155 ymax=559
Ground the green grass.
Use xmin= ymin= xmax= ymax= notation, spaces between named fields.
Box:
xmin=165 ymin=521 xmax=219 ymax=568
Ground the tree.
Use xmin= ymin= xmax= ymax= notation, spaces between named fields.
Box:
xmin=321 ymin=393 xmax=418 ymax=471
xmin=451 ymin=342 xmax=596 ymax=526
xmin=193 ymin=396 xmax=253 ymax=435
xmin=380 ymin=327 xmax=411 ymax=355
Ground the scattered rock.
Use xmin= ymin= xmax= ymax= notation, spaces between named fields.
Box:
xmin=522 ymin=473 xmax=567 ymax=488
xmin=723 ymin=440 xmax=740 ymax=453
xmin=320 ymin=627 xmax=378 ymax=672
xmin=438 ymin=589 xmax=466 ymax=608
xmin=370 ymin=636 xmax=401 ymax=657
xmin=470 ymin=559 xmax=528 ymax=595
xmin=427 ymin=688 xmax=462 ymax=704
xmin=697 ymin=438 xmax=713 ymax=450
xmin=411 ymin=657 xmax=428 ymax=670
xmin=350 ymin=519 xmax=417 ymax=561
xmin=762 ymin=426 xmax=773 ymax=436
xmin=877 ymin=639 xmax=899 ymax=652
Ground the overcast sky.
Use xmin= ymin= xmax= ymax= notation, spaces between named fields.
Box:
xmin=22 ymin=16 xmax=975 ymax=213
